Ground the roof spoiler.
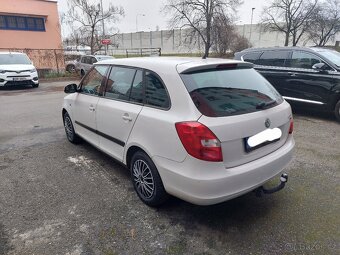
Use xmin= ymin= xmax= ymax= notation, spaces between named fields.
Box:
xmin=179 ymin=62 xmax=253 ymax=74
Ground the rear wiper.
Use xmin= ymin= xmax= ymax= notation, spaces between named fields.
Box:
xmin=256 ymin=100 xmax=276 ymax=109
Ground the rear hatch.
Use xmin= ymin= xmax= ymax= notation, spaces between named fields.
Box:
xmin=179 ymin=62 xmax=292 ymax=168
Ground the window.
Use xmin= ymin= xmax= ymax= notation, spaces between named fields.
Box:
xmin=104 ymin=67 xmax=136 ymax=101
xmin=287 ymin=51 xmax=323 ymax=69
xmin=257 ymin=50 xmax=290 ymax=67
xmin=91 ymin=57 xmax=98 ymax=64
xmin=242 ymin=52 xmax=261 ymax=64
xmin=80 ymin=66 xmax=108 ymax=96
xmin=129 ymin=70 xmax=144 ymax=103
xmin=145 ymin=71 xmax=170 ymax=109
xmin=0 ymin=15 xmax=45 ymax=32
xmin=180 ymin=68 xmax=283 ymax=117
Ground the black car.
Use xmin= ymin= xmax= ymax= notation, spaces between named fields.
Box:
xmin=234 ymin=47 xmax=340 ymax=121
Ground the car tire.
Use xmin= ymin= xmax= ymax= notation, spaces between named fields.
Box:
xmin=130 ymin=151 xmax=169 ymax=207
xmin=67 ymin=65 xmax=76 ymax=73
xmin=32 ymin=83 xmax=39 ymax=88
xmin=63 ymin=112 xmax=80 ymax=144
xmin=335 ymin=100 xmax=340 ymax=122
xmin=80 ymin=69 xmax=85 ymax=77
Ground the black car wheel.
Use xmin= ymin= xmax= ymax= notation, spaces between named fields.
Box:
xmin=80 ymin=69 xmax=85 ymax=77
xmin=335 ymin=100 xmax=340 ymax=122
xmin=63 ymin=112 xmax=80 ymax=143
xmin=67 ymin=65 xmax=76 ymax=73
xmin=32 ymin=83 xmax=39 ymax=88
xmin=130 ymin=151 xmax=169 ymax=207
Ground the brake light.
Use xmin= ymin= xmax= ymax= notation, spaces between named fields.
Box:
xmin=175 ymin=122 xmax=223 ymax=162
xmin=289 ymin=118 xmax=294 ymax=134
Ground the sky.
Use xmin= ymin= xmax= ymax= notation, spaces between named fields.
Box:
xmin=58 ymin=0 xmax=268 ymax=36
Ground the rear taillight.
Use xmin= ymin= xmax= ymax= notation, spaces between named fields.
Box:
xmin=175 ymin=122 xmax=223 ymax=162
xmin=289 ymin=118 xmax=294 ymax=134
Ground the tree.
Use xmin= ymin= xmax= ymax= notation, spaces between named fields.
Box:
xmin=164 ymin=0 xmax=241 ymax=58
xmin=261 ymin=0 xmax=318 ymax=46
xmin=211 ymin=14 xmax=251 ymax=55
xmin=64 ymin=0 xmax=124 ymax=54
xmin=306 ymin=0 xmax=340 ymax=46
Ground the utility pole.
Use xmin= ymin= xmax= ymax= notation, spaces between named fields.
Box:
xmin=100 ymin=0 xmax=107 ymax=54
xmin=249 ymin=7 xmax=255 ymax=42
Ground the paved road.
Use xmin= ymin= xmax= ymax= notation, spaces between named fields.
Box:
xmin=0 ymin=82 xmax=339 ymax=255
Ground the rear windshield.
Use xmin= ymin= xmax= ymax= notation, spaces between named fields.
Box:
xmin=0 ymin=54 xmax=31 ymax=65
xmin=180 ymin=67 xmax=283 ymax=117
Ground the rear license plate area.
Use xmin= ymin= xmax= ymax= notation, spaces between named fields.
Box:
xmin=244 ymin=128 xmax=282 ymax=152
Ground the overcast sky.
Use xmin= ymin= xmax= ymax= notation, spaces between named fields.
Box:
xmin=58 ymin=0 xmax=268 ymax=36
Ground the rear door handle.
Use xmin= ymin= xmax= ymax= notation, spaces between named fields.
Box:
xmin=122 ymin=114 xmax=132 ymax=122
xmin=288 ymin=72 xmax=297 ymax=77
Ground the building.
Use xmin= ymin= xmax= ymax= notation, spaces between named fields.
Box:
xmin=0 ymin=0 xmax=63 ymax=72
xmin=0 ymin=0 xmax=62 ymax=49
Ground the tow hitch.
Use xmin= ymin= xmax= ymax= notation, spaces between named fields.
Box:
xmin=255 ymin=173 xmax=288 ymax=197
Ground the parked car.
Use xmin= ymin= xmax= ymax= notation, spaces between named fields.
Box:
xmin=62 ymin=57 xmax=295 ymax=206
xmin=234 ymin=47 xmax=340 ymax=121
xmin=76 ymin=55 xmax=114 ymax=77
xmin=0 ymin=52 xmax=39 ymax=88
xmin=64 ymin=51 xmax=84 ymax=73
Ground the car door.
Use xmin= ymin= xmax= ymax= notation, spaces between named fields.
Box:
xmin=254 ymin=50 xmax=292 ymax=96
xmin=96 ymin=67 xmax=144 ymax=161
xmin=283 ymin=50 xmax=335 ymax=105
xmin=73 ymin=65 xmax=109 ymax=147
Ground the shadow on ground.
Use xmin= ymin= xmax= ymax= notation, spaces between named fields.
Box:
xmin=0 ymin=223 xmax=12 ymax=255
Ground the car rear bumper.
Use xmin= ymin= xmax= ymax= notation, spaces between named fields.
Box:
xmin=153 ymin=136 xmax=295 ymax=205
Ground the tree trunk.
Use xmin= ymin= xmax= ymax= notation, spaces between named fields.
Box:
xmin=203 ymin=43 xmax=210 ymax=59
xmin=90 ymin=26 xmax=95 ymax=55
xmin=284 ymin=32 xmax=290 ymax=46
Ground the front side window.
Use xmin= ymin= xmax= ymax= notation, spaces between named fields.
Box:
xmin=180 ymin=67 xmax=283 ymax=117
xmin=257 ymin=50 xmax=290 ymax=67
xmin=145 ymin=71 xmax=170 ymax=109
xmin=104 ymin=67 xmax=136 ymax=101
xmin=80 ymin=65 xmax=108 ymax=96
xmin=287 ymin=51 xmax=323 ymax=69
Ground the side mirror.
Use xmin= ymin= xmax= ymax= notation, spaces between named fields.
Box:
xmin=312 ymin=63 xmax=328 ymax=71
xmin=64 ymin=83 xmax=78 ymax=93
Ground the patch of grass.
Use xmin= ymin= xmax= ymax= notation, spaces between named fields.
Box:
xmin=41 ymin=71 xmax=76 ymax=79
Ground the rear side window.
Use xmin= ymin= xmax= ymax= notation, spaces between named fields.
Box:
xmin=105 ymin=67 xmax=136 ymax=101
xmin=80 ymin=65 xmax=108 ymax=96
xmin=180 ymin=68 xmax=283 ymax=117
xmin=257 ymin=51 xmax=290 ymax=67
xmin=242 ymin=52 xmax=261 ymax=64
xmin=145 ymin=71 xmax=170 ymax=109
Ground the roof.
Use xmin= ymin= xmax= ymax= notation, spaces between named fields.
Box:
xmin=96 ymin=57 xmax=251 ymax=73
xmin=237 ymin=46 xmax=333 ymax=54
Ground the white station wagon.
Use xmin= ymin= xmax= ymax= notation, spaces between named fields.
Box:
xmin=62 ymin=57 xmax=295 ymax=206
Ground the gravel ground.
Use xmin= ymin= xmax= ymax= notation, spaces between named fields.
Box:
xmin=0 ymin=82 xmax=339 ymax=255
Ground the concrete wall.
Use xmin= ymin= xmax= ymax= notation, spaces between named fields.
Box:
xmin=109 ymin=24 xmax=340 ymax=55
xmin=0 ymin=0 xmax=62 ymax=49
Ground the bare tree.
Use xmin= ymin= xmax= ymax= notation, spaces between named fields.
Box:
xmin=211 ymin=14 xmax=251 ymax=55
xmin=306 ymin=0 xmax=340 ymax=46
xmin=261 ymin=0 xmax=318 ymax=46
xmin=164 ymin=0 xmax=241 ymax=58
xmin=64 ymin=0 xmax=124 ymax=54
